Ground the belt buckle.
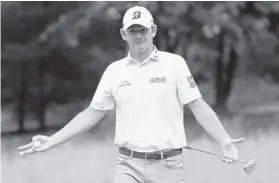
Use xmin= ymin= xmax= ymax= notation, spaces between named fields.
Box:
xmin=145 ymin=151 xmax=163 ymax=160
xmin=155 ymin=151 xmax=163 ymax=160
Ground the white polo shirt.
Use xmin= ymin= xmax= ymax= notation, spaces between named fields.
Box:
xmin=90 ymin=47 xmax=202 ymax=152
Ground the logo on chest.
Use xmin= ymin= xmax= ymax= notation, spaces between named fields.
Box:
xmin=149 ymin=77 xmax=166 ymax=84
xmin=119 ymin=80 xmax=131 ymax=88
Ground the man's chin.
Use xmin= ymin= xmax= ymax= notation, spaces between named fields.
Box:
xmin=136 ymin=46 xmax=148 ymax=53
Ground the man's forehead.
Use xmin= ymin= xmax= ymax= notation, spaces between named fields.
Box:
xmin=127 ymin=24 xmax=148 ymax=30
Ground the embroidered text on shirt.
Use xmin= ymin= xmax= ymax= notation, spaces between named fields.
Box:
xmin=149 ymin=77 xmax=166 ymax=84
xmin=119 ymin=81 xmax=131 ymax=87
xmin=186 ymin=76 xmax=196 ymax=88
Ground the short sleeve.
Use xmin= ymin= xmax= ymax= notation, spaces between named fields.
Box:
xmin=176 ymin=57 xmax=202 ymax=105
xmin=90 ymin=65 xmax=115 ymax=110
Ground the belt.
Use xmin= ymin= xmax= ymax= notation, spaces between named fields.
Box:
xmin=119 ymin=147 xmax=182 ymax=160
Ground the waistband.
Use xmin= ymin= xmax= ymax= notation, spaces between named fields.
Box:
xmin=119 ymin=147 xmax=182 ymax=160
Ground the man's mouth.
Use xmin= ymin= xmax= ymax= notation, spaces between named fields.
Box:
xmin=134 ymin=41 xmax=144 ymax=44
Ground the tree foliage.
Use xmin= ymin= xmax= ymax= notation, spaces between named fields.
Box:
xmin=1 ymin=1 xmax=279 ymax=132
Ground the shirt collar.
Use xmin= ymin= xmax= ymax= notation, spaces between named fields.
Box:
xmin=124 ymin=45 xmax=159 ymax=65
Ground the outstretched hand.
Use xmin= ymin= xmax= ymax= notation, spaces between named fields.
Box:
xmin=221 ymin=138 xmax=244 ymax=163
xmin=18 ymin=135 xmax=50 ymax=156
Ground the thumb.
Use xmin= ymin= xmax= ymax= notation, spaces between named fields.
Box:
xmin=31 ymin=140 xmax=51 ymax=152
xmin=223 ymin=138 xmax=244 ymax=147
xmin=230 ymin=138 xmax=245 ymax=145
xmin=32 ymin=135 xmax=48 ymax=143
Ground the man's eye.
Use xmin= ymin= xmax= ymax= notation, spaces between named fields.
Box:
xmin=128 ymin=29 xmax=146 ymax=34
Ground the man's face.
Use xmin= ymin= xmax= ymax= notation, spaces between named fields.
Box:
xmin=122 ymin=24 xmax=156 ymax=53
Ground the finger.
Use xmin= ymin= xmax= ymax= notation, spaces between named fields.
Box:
xmin=221 ymin=155 xmax=234 ymax=163
xmin=18 ymin=142 xmax=33 ymax=151
xmin=19 ymin=148 xmax=35 ymax=156
xmin=220 ymin=156 xmax=228 ymax=163
xmin=220 ymin=156 xmax=234 ymax=163
xmin=33 ymin=146 xmax=46 ymax=152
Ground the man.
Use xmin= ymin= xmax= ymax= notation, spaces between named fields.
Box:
xmin=18 ymin=6 xmax=242 ymax=183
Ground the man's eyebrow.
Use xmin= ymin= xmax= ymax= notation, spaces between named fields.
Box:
xmin=129 ymin=29 xmax=141 ymax=31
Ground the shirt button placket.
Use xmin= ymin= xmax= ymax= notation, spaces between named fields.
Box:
xmin=137 ymin=64 xmax=144 ymax=85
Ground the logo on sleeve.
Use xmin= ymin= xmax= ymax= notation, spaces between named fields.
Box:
xmin=149 ymin=77 xmax=166 ymax=84
xmin=119 ymin=81 xmax=131 ymax=87
xmin=186 ymin=76 xmax=196 ymax=88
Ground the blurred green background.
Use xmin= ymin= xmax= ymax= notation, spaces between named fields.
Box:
xmin=1 ymin=1 xmax=279 ymax=183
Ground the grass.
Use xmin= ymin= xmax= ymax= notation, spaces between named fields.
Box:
xmin=183 ymin=132 xmax=279 ymax=183
xmin=2 ymin=128 xmax=279 ymax=183
xmin=2 ymin=134 xmax=117 ymax=183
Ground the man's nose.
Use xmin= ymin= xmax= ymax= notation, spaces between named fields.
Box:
xmin=135 ymin=32 xmax=142 ymax=38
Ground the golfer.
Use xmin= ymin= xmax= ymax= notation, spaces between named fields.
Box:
xmin=18 ymin=6 xmax=242 ymax=183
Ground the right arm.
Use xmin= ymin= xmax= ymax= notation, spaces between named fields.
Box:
xmin=18 ymin=106 xmax=106 ymax=154
xmin=47 ymin=106 xmax=106 ymax=149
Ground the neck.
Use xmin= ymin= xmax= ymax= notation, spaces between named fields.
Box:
xmin=130 ymin=45 xmax=154 ymax=63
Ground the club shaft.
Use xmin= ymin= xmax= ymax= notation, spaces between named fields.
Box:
xmin=184 ymin=146 xmax=247 ymax=164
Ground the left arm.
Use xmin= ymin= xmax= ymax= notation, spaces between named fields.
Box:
xmin=174 ymin=56 xmax=239 ymax=162
xmin=188 ymin=98 xmax=231 ymax=145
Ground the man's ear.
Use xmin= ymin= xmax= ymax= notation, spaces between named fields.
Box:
xmin=120 ymin=28 xmax=127 ymax=41
xmin=151 ymin=24 xmax=157 ymax=38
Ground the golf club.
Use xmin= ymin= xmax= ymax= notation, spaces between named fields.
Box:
xmin=184 ymin=139 xmax=256 ymax=173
